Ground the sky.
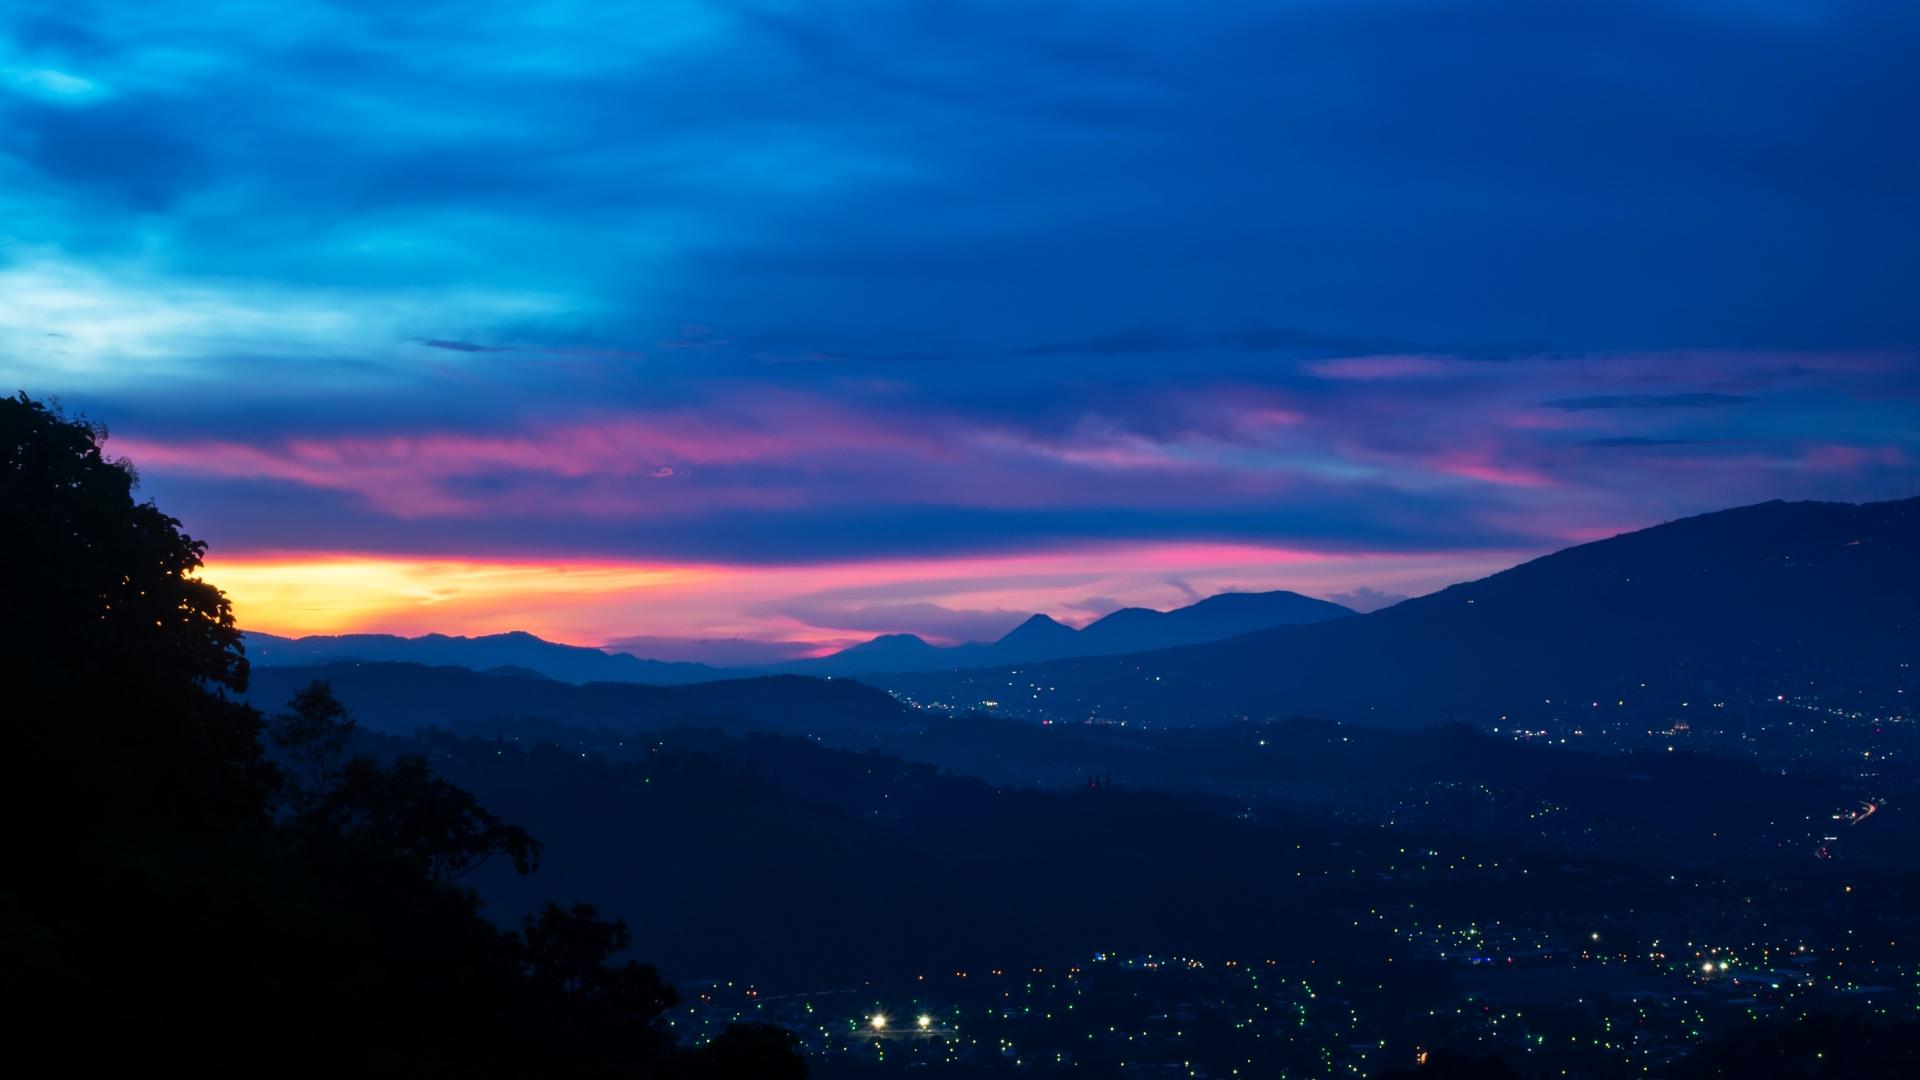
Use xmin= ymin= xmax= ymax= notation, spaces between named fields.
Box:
xmin=5 ymin=0 xmax=1919 ymax=660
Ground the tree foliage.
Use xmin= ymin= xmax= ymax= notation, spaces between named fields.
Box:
xmin=1 ymin=392 xmax=269 ymax=832
xmin=685 ymin=1024 xmax=810 ymax=1080
xmin=321 ymin=752 xmax=543 ymax=881
xmin=0 ymin=393 xmax=804 ymax=1077
xmin=271 ymin=678 xmax=357 ymax=802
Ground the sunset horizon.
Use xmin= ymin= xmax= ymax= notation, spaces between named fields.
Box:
xmin=9 ymin=2 xmax=1920 ymax=1075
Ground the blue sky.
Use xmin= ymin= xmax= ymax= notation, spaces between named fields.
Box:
xmin=4 ymin=1 xmax=1917 ymax=655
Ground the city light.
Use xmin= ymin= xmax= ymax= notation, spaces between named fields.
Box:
xmin=918 ymin=1014 xmax=933 ymax=1030
xmin=870 ymin=1013 xmax=888 ymax=1031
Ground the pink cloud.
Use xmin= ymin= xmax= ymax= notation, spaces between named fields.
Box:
xmin=1802 ymin=444 xmax=1907 ymax=471
xmin=113 ymin=398 xmax=949 ymax=517
xmin=1306 ymin=355 xmax=1463 ymax=380
xmin=203 ymin=538 xmax=1522 ymax=655
xmin=1240 ymin=406 xmax=1307 ymax=426
xmin=1425 ymin=455 xmax=1558 ymax=488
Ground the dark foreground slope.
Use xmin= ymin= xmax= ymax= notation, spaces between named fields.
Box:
xmin=248 ymin=662 xmax=914 ymax=740
xmin=885 ymin=498 xmax=1920 ymax=728
xmin=1 ymin=392 xmax=802 ymax=1077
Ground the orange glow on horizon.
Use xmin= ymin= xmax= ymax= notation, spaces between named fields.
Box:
xmin=203 ymin=556 xmax=718 ymax=639
xmin=201 ymin=542 xmax=1520 ymax=650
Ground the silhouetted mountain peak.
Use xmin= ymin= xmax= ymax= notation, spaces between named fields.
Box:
xmin=1086 ymin=606 xmax=1157 ymax=628
xmin=880 ymin=497 xmax=1920 ymax=727
xmin=836 ymin=633 xmax=937 ymax=656
xmin=999 ymin=613 xmax=1075 ymax=643
xmin=1186 ymin=590 xmax=1291 ymax=613
xmin=1072 ymin=589 xmax=1353 ymax=654
xmin=791 ymin=588 xmax=1354 ymax=675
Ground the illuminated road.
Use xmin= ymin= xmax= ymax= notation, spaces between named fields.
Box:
xmin=1815 ymin=801 xmax=1880 ymax=859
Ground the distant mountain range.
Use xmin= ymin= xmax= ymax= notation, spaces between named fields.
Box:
xmin=242 ymin=589 xmax=1354 ymax=684
xmin=243 ymin=630 xmax=745 ymax=685
xmin=242 ymin=498 xmax=1920 ymax=724
xmin=782 ymin=590 xmax=1354 ymax=676
xmin=879 ymin=498 xmax=1920 ymax=728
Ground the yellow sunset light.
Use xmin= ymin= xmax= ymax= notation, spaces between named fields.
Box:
xmin=200 ymin=555 xmax=714 ymax=637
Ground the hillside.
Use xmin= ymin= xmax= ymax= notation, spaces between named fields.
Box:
xmin=246 ymin=662 xmax=914 ymax=742
xmin=881 ymin=498 xmax=1920 ymax=728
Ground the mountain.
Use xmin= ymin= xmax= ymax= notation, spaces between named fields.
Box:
xmin=243 ymin=630 xmax=744 ymax=685
xmin=790 ymin=589 xmax=1353 ymax=676
xmin=821 ymin=632 xmax=944 ymax=663
xmin=245 ymin=591 xmax=1355 ymax=684
xmin=384 ymin=721 xmax=1433 ymax=988
xmin=245 ymin=661 xmax=914 ymax=742
xmin=1074 ymin=589 xmax=1355 ymax=655
xmin=992 ymin=612 xmax=1081 ymax=658
xmin=880 ymin=498 xmax=1920 ymax=728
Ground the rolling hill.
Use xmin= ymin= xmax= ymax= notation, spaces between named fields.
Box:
xmin=879 ymin=498 xmax=1920 ymax=728
xmin=243 ymin=630 xmax=745 ymax=685
xmin=245 ymin=661 xmax=914 ymax=742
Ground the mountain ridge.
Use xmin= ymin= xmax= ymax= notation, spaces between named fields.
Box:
xmin=877 ymin=497 xmax=1920 ymax=727
xmin=243 ymin=588 xmax=1355 ymax=684
xmin=243 ymin=630 xmax=747 ymax=685
xmin=782 ymin=589 xmax=1355 ymax=675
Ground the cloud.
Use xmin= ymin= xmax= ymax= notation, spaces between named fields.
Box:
xmin=1580 ymin=436 xmax=1708 ymax=448
xmin=201 ymin=540 xmax=1519 ymax=661
xmin=417 ymin=338 xmax=517 ymax=353
xmin=1013 ymin=326 xmax=1552 ymax=362
xmin=600 ymin=635 xmax=815 ymax=666
xmin=1542 ymin=393 xmax=1756 ymax=411
xmin=759 ymin=600 xmax=1031 ymax=646
xmin=12 ymin=0 xmax=1920 ymax=648
xmin=1012 ymin=328 xmax=1192 ymax=357
xmin=4 ymin=66 xmax=107 ymax=103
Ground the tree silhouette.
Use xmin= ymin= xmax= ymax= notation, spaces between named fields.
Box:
xmin=684 ymin=1024 xmax=809 ymax=1080
xmin=0 ymin=391 xmax=247 ymax=694
xmin=314 ymin=753 xmax=542 ymax=881
xmin=2 ymin=392 xmax=270 ymax=835
xmin=272 ymin=679 xmax=357 ymax=805
xmin=0 ymin=392 xmax=807 ymax=1076
xmin=521 ymin=901 xmax=675 ymax=1008
xmin=519 ymin=900 xmax=681 ymax=1064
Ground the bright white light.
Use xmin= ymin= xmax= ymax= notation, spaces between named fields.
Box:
xmin=870 ymin=1014 xmax=888 ymax=1031
xmin=917 ymin=1014 xmax=933 ymax=1029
